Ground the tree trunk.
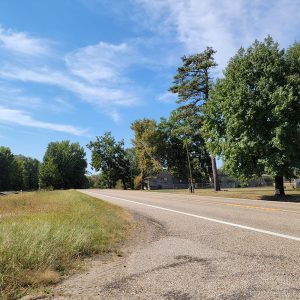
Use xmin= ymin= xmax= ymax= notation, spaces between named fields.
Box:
xmin=186 ymin=144 xmax=194 ymax=193
xmin=141 ymin=171 xmax=144 ymax=190
xmin=274 ymin=175 xmax=285 ymax=196
xmin=211 ymin=156 xmax=220 ymax=191
xmin=122 ymin=178 xmax=127 ymax=190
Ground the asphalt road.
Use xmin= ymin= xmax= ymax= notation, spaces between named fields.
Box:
xmin=79 ymin=189 xmax=300 ymax=300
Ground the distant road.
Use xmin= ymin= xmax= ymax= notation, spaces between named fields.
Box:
xmin=80 ymin=189 xmax=300 ymax=299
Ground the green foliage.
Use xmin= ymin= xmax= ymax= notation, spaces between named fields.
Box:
xmin=285 ymin=42 xmax=300 ymax=172
xmin=88 ymin=132 xmax=131 ymax=189
xmin=169 ymin=47 xmax=219 ymax=189
xmin=0 ymin=147 xmax=39 ymax=191
xmin=159 ymin=116 xmax=211 ymax=182
xmin=169 ymin=47 xmax=217 ymax=105
xmin=125 ymin=147 xmax=140 ymax=189
xmin=39 ymin=157 xmax=61 ymax=189
xmin=204 ymin=36 xmax=300 ymax=185
xmin=157 ymin=117 xmax=188 ymax=179
xmin=86 ymin=174 xmax=106 ymax=188
xmin=0 ymin=146 xmax=19 ymax=191
xmin=130 ymin=116 xmax=212 ymax=186
xmin=131 ymin=119 xmax=165 ymax=185
xmin=39 ymin=141 xmax=87 ymax=189
xmin=15 ymin=155 xmax=40 ymax=190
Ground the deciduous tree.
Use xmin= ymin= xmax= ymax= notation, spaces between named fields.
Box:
xmin=88 ymin=132 xmax=130 ymax=189
xmin=15 ymin=155 xmax=40 ymax=190
xmin=39 ymin=141 xmax=87 ymax=189
xmin=204 ymin=37 xmax=300 ymax=196
xmin=131 ymin=119 xmax=165 ymax=189
xmin=159 ymin=116 xmax=211 ymax=183
xmin=0 ymin=146 xmax=21 ymax=191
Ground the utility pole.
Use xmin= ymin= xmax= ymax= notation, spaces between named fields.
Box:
xmin=130 ymin=160 xmax=133 ymax=189
xmin=185 ymin=143 xmax=194 ymax=193
xmin=211 ymin=156 xmax=220 ymax=191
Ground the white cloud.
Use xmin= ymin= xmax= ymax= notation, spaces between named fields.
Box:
xmin=65 ymin=42 xmax=133 ymax=83
xmin=0 ymin=23 xmax=163 ymax=123
xmin=136 ymin=0 xmax=300 ymax=72
xmin=106 ymin=109 xmax=121 ymax=123
xmin=0 ymin=25 xmax=49 ymax=56
xmin=0 ymin=84 xmax=75 ymax=115
xmin=50 ymin=97 xmax=74 ymax=114
xmin=0 ymin=35 xmax=143 ymax=122
xmin=0 ymin=84 xmax=42 ymax=109
xmin=0 ymin=66 xmax=137 ymax=108
xmin=0 ymin=106 xmax=88 ymax=136
xmin=157 ymin=91 xmax=177 ymax=104
xmin=0 ymin=25 xmax=141 ymax=122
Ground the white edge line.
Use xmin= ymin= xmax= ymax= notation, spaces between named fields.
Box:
xmin=85 ymin=191 xmax=300 ymax=242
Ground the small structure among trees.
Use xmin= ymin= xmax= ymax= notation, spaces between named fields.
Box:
xmin=144 ymin=170 xmax=189 ymax=190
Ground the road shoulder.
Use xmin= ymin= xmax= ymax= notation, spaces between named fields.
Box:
xmin=49 ymin=211 xmax=168 ymax=299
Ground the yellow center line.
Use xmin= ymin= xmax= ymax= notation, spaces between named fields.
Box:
xmin=193 ymin=199 xmax=300 ymax=214
xmin=153 ymin=194 xmax=300 ymax=214
xmin=110 ymin=191 xmax=300 ymax=214
xmin=220 ymin=202 xmax=281 ymax=211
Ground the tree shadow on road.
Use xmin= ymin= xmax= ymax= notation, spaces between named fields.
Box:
xmin=259 ymin=194 xmax=300 ymax=203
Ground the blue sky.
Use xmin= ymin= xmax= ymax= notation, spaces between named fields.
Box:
xmin=1 ymin=0 xmax=300 ymax=168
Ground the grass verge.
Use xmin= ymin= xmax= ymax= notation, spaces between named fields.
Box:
xmin=149 ymin=187 xmax=300 ymax=201
xmin=0 ymin=190 xmax=131 ymax=300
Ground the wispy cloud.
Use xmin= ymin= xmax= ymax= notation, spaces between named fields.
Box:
xmin=157 ymin=91 xmax=177 ymax=104
xmin=136 ymin=0 xmax=300 ymax=71
xmin=0 ymin=84 xmax=42 ymax=109
xmin=0 ymin=65 xmax=138 ymax=108
xmin=0 ymin=25 xmax=141 ymax=123
xmin=65 ymin=42 xmax=134 ymax=83
xmin=50 ymin=97 xmax=74 ymax=114
xmin=0 ymin=25 xmax=50 ymax=56
xmin=0 ymin=106 xmax=88 ymax=136
xmin=106 ymin=109 xmax=121 ymax=123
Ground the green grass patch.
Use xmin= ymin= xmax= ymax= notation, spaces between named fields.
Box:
xmin=0 ymin=190 xmax=131 ymax=299
xmin=149 ymin=186 xmax=300 ymax=201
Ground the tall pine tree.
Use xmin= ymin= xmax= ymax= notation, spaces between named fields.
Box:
xmin=169 ymin=47 xmax=220 ymax=191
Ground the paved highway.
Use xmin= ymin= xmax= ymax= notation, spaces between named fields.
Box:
xmin=79 ymin=189 xmax=300 ymax=299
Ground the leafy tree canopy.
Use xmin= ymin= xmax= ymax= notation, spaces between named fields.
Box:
xmin=131 ymin=119 xmax=165 ymax=187
xmin=15 ymin=155 xmax=40 ymax=190
xmin=0 ymin=147 xmax=40 ymax=191
xmin=159 ymin=115 xmax=211 ymax=182
xmin=88 ymin=132 xmax=130 ymax=189
xmin=39 ymin=141 xmax=87 ymax=189
xmin=0 ymin=146 xmax=20 ymax=191
xmin=204 ymin=36 xmax=300 ymax=195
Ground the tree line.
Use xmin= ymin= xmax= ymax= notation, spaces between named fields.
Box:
xmin=1 ymin=36 xmax=299 ymax=196
xmin=88 ymin=36 xmax=300 ymax=196
xmin=0 ymin=141 xmax=87 ymax=191
xmin=0 ymin=147 xmax=39 ymax=191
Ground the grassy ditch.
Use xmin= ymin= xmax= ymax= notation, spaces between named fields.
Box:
xmin=0 ymin=190 xmax=131 ymax=299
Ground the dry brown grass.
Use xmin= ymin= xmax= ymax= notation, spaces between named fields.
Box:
xmin=151 ymin=186 xmax=300 ymax=202
xmin=21 ymin=269 xmax=61 ymax=286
